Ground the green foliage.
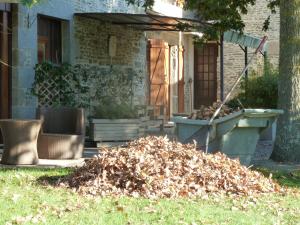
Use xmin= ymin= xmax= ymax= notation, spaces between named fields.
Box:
xmin=31 ymin=62 xmax=89 ymax=107
xmin=263 ymin=0 xmax=279 ymax=32
xmin=255 ymin=168 xmax=300 ymax=189
xmin=20 ymin=0 xmax=43 ymax=8
xmin=32 ymin=63 xmax=143 ymax=119
xmin=126 ymin=0 xmax=280 ymax=40
xmin=93 ymin=100 xmax=138 ymax=119
xmin=90 ymin=67 xmax=143 ymax=107
xmin=228 ymin=65 xmax=279 ymax=109
xmin=88 ymin=67 xmax=143 ymax=119
xmin=267 ymin=0 xmax=280 ymax=13
xmin=126 ymin=0 xmax=154 ymax=9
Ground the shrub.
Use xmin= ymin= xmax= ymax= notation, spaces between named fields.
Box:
xmin=228 ymin=66 xmax=278 ymax=109
xmin=93 ymin=100 xmax=138 ymax=119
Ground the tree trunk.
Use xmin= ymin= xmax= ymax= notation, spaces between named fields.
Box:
xmin=272 ymin=0 xmax=300 ymax=162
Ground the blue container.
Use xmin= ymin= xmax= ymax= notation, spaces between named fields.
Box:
xmin=172 ymin=109 xmax=283 ymax=166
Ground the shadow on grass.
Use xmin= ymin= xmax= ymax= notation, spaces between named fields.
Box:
xmin=0 ymin=167 xmax=73 ymax=173
xmin=33 ymin=168 xmax=300 ymax=191
xmin=0 ymin=167 xmax=73 ymax=186
xmin=2 ymin=166 xmax=299 ymax=191
xmin=36 ymin=174 xmax=69 ymax=186
xmin=255 ymin=168 xmax=300 ymax=189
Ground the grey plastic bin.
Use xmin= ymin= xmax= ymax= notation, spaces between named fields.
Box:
xmin=172 ymin=109 xmax=283 ymax=166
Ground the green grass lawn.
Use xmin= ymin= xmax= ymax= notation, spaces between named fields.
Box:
xmin=0 ymin=168 xmax=299 ymax=225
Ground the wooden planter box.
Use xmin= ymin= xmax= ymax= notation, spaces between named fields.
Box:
xmin=90 ymin=118 xmax=145 ymax=142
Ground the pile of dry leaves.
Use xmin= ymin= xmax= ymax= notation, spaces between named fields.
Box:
xmin=189 ymin=101 xmax=239 ymax=120
xmin=60 ymin=136 xmax=281 ymax=198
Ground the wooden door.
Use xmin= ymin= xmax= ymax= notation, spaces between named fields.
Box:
xmin=194 ymin=43 xmax=218 ymax=108
xmin=0 ymin=5 xmax=12 ymax=143
xmin=148 ymin=39 xmax=169 ymax=118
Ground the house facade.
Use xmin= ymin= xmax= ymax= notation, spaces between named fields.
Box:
xmin=0 ymin=0 xmax=279 ymax=121
xmin=220 ymin=1 xmax=280 ymax=99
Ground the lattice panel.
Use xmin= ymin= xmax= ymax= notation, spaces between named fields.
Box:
xmin=37 ymin=73 xmax=74 ymax=107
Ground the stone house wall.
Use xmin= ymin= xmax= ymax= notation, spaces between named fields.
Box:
xmin=73 ymin=16 xmax=147 ymax=112
xmin=11 ymin=0 xmax=145 ymax=118
xmin=12 ymin=0 xmax=194 ymax=118
xmin=11 ymin=0 xmax=279 ymax=118
xmin=217 ymin=0 xmax=280 ymax=99
xmin=182 ymin=0 xmax=280 ymax=112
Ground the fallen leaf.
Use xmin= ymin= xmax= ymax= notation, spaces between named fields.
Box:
xmin=11 ymin=194 xmax=21 ymax=203
xmin=58 ymin=136 xmax=283 ymax=198
xmin=116 ymin=206 xmax=124 ymax=212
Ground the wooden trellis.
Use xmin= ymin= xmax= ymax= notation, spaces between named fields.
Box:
xmin=37 ymin=73 xmax=74 ymax=107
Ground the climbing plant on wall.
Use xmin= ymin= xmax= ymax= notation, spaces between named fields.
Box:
xmin=31 ymin=62 xmax=143 ymax=112
xmin=31 ymin=62 xmax=90 ymax=108
xmin=89 ymin=67 xmax=143 ymax=106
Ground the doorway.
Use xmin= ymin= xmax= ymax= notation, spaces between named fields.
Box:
xmin=148 ymin=39 xmax=185 ymax=119
xmin=194 ymin=43 xmax=218 ymax=108
xmin=169 ymin=45 xmax=185 ymax=114
xmin=148 ymin=39 xmax=170 ymax=118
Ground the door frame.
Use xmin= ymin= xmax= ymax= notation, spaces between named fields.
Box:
xmin=193 ymin=43 xmax=218 ymax=108
xmin=0 ymin=3 xmax=12 ymax=120
xmin=169 ymin=45 xmax=179 ymax=116
xmin=169 ymin=45 xmax=185 ymax=115
xmin=0 ymin=3 xmax=12 ymax=144
xmin=178 ymin=45 xmax=185 ymax=113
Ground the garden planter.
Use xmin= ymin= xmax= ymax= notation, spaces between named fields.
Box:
xmin=90 ymin=118 xmax=146 ymax=142
xmin=172 ymin=109 xmax=283 ymax=166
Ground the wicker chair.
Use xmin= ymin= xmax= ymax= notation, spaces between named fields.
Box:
xmin=0 ymin=119 xmax=41 ymax=165
xmin=36 ymin=107 xmax=85 ymax=159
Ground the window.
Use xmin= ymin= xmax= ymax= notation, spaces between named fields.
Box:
xmin=38 ymin=16 xmax=62 ymax=64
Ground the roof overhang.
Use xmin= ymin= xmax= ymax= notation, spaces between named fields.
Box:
xmin=74 ymin=12 xmax=207 ymax=32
